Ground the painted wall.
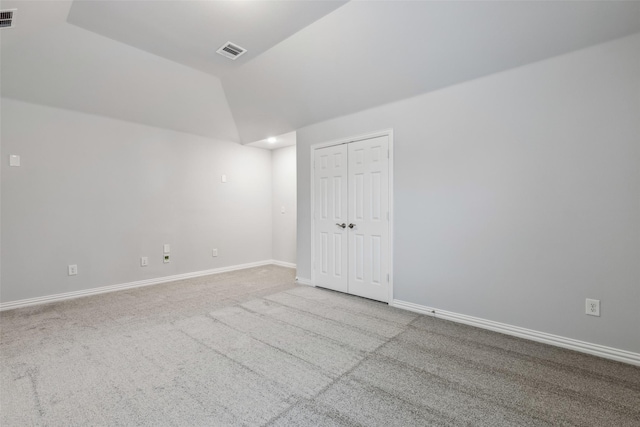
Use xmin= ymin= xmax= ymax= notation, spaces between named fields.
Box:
xmin=271 ymin=145 xmax=297 ymax=265
xmin=1 ymin=99 xmax=272 ymax=303
xmin=296 ymin=34 xmax=640 ymax=353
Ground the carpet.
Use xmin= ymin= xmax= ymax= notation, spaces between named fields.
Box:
xmin=1 ymin=265 xmax=639 ymax=426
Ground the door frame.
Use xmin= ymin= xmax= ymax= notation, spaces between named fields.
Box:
xmin=310 ymin=129 xmax=394 ymax=304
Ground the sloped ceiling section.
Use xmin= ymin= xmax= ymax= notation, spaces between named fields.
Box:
xmin=2 ymin=1 xmax=639 ymax=144
xmin=0 ymin=1 xmax=240 ymax=142
xmin=222 ymin=1 xmax=640 ymax=144
xmin=66 ymin=0 xmax=348 ymax=78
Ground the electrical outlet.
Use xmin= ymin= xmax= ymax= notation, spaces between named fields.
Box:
xmin=586 ymin=298 xmax=600 ymax=317
xmin=68 ymin=264 xmax=78 ymax=276
xmin=163 ymin=254 xmax=170 ymax=263
xmin=212 ymin=248 xmax=218 ymax=257
xmin=140 ymin=257 xmax=148 ymax=267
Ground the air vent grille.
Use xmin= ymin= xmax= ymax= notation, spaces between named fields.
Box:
xmin=216 ymin=42 xmax=247 ymax=60
xmin=0 ymin=9 xmax=16 ymax=29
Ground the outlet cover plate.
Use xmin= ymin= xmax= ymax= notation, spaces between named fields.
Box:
xmin=586 ymin=298 xmax=600 ymax=316
xmin=140 ymin=257 xmax=148 ymax=267
xmin=68 ymin=264 xmax=78 ymax=276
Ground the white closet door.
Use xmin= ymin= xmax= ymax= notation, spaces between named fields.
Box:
xmin=347 ymin=136 xmax=390 ymax=302
xmin=313 ymin=144 xmax=349 ymax=293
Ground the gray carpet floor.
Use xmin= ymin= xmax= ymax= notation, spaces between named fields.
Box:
xmin=1 ymin=265 xmax=639 ymax=426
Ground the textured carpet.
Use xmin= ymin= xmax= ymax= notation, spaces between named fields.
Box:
xmin=1 ymin=265 xmax=639 ymax=426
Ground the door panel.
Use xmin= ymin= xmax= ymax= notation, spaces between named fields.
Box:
xmin=348 ymin=136 xmax=389 ymax=302
xmin=313 ymin=135 xmax=390 ymax=303
xmin=313 ymin=144 xmax=348 ymax=293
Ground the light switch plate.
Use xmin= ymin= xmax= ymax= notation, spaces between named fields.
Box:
xmin=212 ymin=248 xmax=218 ymax=257
xmin=221 ymin=174 xmax=227 ymax=183
xmin=140 ymin=257 xmax=149 ymax=267
xmin=163 ymin=244 xmax=170 ymax=253
xmin=9 ymin=155 xmax=20 ymax=167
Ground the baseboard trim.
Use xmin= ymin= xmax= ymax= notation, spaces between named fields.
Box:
xmin=295 ymin=277 xmax=313 ymax=286
xmin=271 ymin=260 xmax=296 ymax=269
xmin=0 ymin=260 xmax=278 ymax=311
xmin=391 ymin=299 xmax=640 ymax=367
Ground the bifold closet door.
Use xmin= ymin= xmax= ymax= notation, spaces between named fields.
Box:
xmin=347 ymin=136 xmax=389 ymax=302
xmin=313 ymin=144 xmax=349 ymax=293
xmin=313 ymin=135 xmax=390 ymax=303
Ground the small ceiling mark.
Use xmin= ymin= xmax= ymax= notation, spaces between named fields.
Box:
xmin=216 ymin=42 xmax=247 ymax=60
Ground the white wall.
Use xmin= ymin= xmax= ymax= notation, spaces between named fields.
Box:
xmin=1 ymin=99 xmax=272 ymax=303
xmin=271 ymin=145 xmax=297 ymax=265
xmin=296 ymin=34 xmax=640 ymax=353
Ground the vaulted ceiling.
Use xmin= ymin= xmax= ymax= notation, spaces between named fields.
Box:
xmin=66 ymin=0 xmax=348 ymax=78
xmin=2 ymin=1 xmax=639 ymax=144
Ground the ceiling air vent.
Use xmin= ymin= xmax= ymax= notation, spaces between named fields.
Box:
xmin=0 ymin=9 xmax=16 ymax=29
xmin=216 ymin=42 xmax=247 ymax=60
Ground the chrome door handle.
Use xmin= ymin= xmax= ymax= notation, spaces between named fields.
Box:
xmin=348 ymin=223 xmax=356 ymax=229
xmin=336 ymin=223 xmax=346 ymax=229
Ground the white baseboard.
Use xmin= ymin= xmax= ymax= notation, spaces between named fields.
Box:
xmin=391 ymin=299 xmax=640 ymax=367
xmin=271 ymin=260 xmax=296 ymax=269
xmin=0 ymin=260 xmax=277 ymax=311
xmin=295 ymin=277 xmax=313 ymax=286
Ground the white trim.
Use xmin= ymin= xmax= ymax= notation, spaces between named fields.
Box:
xmin=0 ymin=260 xmax=276 ymax=311
xmin=309 ymin=129 xmax=395 ymax=151
xmin=391 ymin=299 xmax=640 ymax=367
xmin=387 ymin=129 xmax=394 ymax=304
xmin=271 ymin=260 xmax=296 ymax=269
xmin=295 ymin=277 xmax=313 ymax=286
xmin=310 ymin=128 xmax=394 ymax=303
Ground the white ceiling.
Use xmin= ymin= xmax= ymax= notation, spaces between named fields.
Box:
xmin=66 ymin=0 xmax=348 ymax=78
xmin=0 ymin=1 xmax=240 ymax=141
xmin=222 ymin=1 xmax=640 ymax=143
xmin=2 ymin=1 xmax=639 ymax=144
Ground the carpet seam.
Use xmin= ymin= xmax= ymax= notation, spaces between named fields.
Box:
xmin=281 ymin=289 xmax=415 ymax=326
xmin=261 ymin=295 xmax=399 ymax=341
